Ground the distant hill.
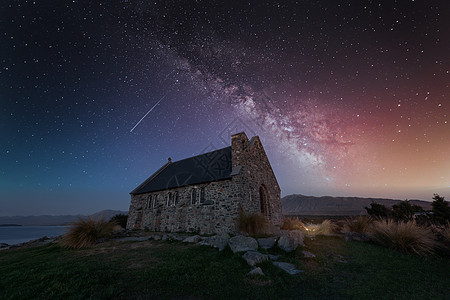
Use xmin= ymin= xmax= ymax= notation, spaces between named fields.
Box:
xmin=282 ymin=194 xmax=432 ymax=216
xmin=0 ymin=210 xmax=128 ymax=226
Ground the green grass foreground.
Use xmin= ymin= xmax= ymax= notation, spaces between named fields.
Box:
xmin=1 ymin=236 xmax=449 ymax=299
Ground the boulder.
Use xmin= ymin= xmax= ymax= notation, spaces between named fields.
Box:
xmin=302 ymin=250 xmax=316 ymax=258
xmin=228 ymin=235 xmax=258 ymax=253
xmin=198 ymin=232 xmax=230 ymax=251
xmin=152 ymin=234 xmax=162 ymax=241
xmin=169 ymin=233 xmax=185 ymax=241
xmin=247 ymin=267 xmax=265 ymax=276
xmin=268 ymin=254 xmax=280 ymax=261
xmin=242 ymin=251 xmax=269 ymax=266
xmin=257 ymin=237 xmax=277 ymax=249
xmin=161 ymin=234 xmax=168 ymax=241
xmin=273 ymin=262 xmax=304 ymax=275
xmin=182 ymin=235 xmax=202 ymax=243
xmin=336 ymin=255 xmax=348 ymax=263
xmin=197 ymin=238 xmax=210 ymax=246
xmin=210 ymin=232 xmax=230 ymax=251
xmin=277 ymin=230 xmax=305 ymax=252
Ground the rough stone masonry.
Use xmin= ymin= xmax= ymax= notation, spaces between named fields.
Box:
xmin=126 ymin=132 xmax=282 ymax=234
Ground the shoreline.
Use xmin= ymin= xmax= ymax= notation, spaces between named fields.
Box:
xmin=0 ymin=235 xmax=63 ymax=251
xmin=0 ymin=225 xmax=69 ymax=248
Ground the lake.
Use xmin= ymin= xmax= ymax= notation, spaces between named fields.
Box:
xmin=0 ymin=226 xmax=69 ymax=245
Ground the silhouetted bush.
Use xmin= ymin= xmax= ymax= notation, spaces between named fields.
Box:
xmin=61 ymin=217 xmax=116 ymax=249
xmin=392 ymin=200 xmax=423 ymax=222
xmin=369 ymin=220 xmax=435 ymax=256
xmin=110 ymin=214 xmax=128 ymax=228
xmin=366 ymin=202 xmax=390 ymax=220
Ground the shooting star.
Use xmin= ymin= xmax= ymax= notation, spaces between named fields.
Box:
xmin=130 ymin=93 xmax=168 ymax=133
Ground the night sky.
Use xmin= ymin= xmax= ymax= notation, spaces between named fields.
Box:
xmin=1 ymin=0 xmax=449 ymax=216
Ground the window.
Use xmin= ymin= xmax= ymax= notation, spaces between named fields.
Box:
xmin=191 ymin=188 xmax=197 ymax=205
xmin=167 ymin=192 xmax=172 ymax=207
xmin=152 ymin=195 xmax=158 ymax=208
xmin=146 ymin=196 xmax=151 ymax=209
xmin=200 ymin=187 xmax=206 ymax=204
xmin=174 ymin=191 xmax=179 ymax=206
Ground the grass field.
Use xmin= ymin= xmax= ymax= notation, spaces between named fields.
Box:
xmin=1 ymin=235 xmax=449 ymax=299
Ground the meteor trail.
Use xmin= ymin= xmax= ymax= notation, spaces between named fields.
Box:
xmin=130 ymin=93 xmax=168 ymax=132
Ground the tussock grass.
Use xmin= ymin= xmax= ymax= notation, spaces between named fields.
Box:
xmin=441 ymin=226 xmax=450 ymax=244
xmin=344 ymin=216 xmax=373 ymax=234
xmin=61 ymin=217 xmax=117 ymax=249
xmin=281 ymin=217 xmax=305 ymax=231
xmin=437 ymin=225 xmax=450 ymax=254
xmin=238 ymin=208 xmax=268 ymax=235
xmin=304 ymin=220 xmax=334 ymax=236
xmin=369 ymin=220 xmax=435 ymax=256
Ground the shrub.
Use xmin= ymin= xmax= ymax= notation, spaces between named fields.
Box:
xmin=365 ymin=202 xmax=390 ymax=220
xmin=369 ymin=220 xmax=435 ymax=256
xmin=392 ymin=200 xmax=423 ymax=222
xmin=61 ymin=217 xmax=117 ymax=249
xmin=344 ymin=216 xmax=373 ymax=234
xmin=281 ymin=217 xmax=305 ymax=231
xmin=237 ymin=207 xmax=268 ymax=235
xmin=110 ymin=214 xmax=128 ymax=228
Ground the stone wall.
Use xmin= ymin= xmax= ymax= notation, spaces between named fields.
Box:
xmin=126 ymin=178 xmax=243 ymax=234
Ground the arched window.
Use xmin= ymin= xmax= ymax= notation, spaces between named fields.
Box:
xmin=167 ymin=192 xmax=172 ymax=207
xmin=191 ymin=188 xmax=197 ymax=205
xmin=200 ymin=187 xmax=206 ymax=204
xmin=174 ymin=191 xmax=179 ymax=206
xmin=146 ymin=196 xmax=151 ymax=209
xmin=152 ymin=195 xmax=158 ymax=208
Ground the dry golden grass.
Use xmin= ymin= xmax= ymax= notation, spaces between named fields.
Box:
xmin=61 ymin=217 xmax=117 ymax=249
xmin=237 ymin=208 xmax=268 ymax=235
xmin=344 ymin=216 xmax=373 ymax=234
xmin=369 ymin=220 xmax=435 ymax=256
xmin=281 ymin=217 xmax=305 ymax=231
xmin=304 ymin=220 xmax=334 ymax=236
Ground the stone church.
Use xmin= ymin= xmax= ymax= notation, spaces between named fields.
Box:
xmin=126 ymin=132 xmax=282 ymax=234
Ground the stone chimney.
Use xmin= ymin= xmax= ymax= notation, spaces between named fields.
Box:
xmin=231 ymin=132 xmax=249 ymax=168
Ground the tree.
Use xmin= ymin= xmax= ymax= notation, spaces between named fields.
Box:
xmin=432 ymin=194 xmax=450 ymax=225
xmin=365 ymin=202 xmax=390 ymax=220
xmin=392 ymin=200 xmax=416 ymax=222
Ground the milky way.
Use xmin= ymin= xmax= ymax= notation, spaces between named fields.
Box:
xmin=1 ymin=1 xmax=448 ymax=215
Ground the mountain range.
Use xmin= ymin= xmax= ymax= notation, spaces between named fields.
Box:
xmin=282 ymin=194 xmax=433 ymax=216
xmin=0 ymin=194 xmax=436 ymax=225
xmin=0 ymin=210 xmax=128 ymax=226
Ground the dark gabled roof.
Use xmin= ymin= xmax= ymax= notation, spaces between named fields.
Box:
xmin=131 ymin=146 xmax=232 ymax=195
